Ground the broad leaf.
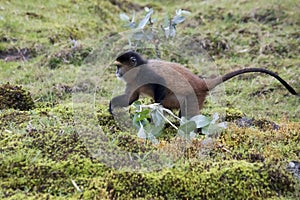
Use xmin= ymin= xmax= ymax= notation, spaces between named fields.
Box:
xmin=151 ymin=108 xmax=164 ymax=127
xmin=169 ymin=26 xmax=176 ymax=37
xmin=133 ymin=116 xmax=149 ymax=128
xmin=172 ymin=15 xmax=185 ymax=24
xmin=147 ymin=132 xmax=159 ymax=145
xmin=124 ymin=22 xmax=136 ymax=29
xmin=137 ymin=124 xmax=147 ymax=139
xmin=181 ymin=10 xmax=191 ymax=15
xmin=120 ymin=13 xmax=130 ymax=21
xmin=137 ymin=9 xmax=153 ymax=29
xmin=178 ymin=120 xmax=197 ymax=135
xmin=134 ymin=109 xmax=150 ymax=122
xmin=176 ymin=9 xmax=182 ymax=15
xmin=148 ymin=125 xmax=164 ymax=137
xmin=211 ymin=113 xmax=220 ymax=124
xmin=150 ymin=18 xmax=157 ymax=23
xmin=190 ymin=114 xmax=211 ymax=128
xmin=202 ymin=124 xmax=221 ymax=136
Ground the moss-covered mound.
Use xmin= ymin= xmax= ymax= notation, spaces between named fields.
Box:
xmin=0 ymin=83 xmax=34 ymax=111
xmin=106 ymin=160 xmax=295 ymax=199
xmin=1 ymin=105 xmax=299 ymax=199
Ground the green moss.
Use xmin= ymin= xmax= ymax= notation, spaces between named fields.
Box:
xmin=0 ymin=147 xmax=107 ymax=198
xmin=106 ymin=160 xmax=296 ymax=199
xmin=218 ymin=122 xmax=300 ymax=160
xmin=96 ymin=104 xmax=118 ymax=130
xmin=0 ymin=83 xmax=35 ymax=111
xmin=32 ymin=103 xmax=74 ymax=121
xmin=225 ymin=107 xmax=244 ymax=121
xmin=0 ymin=109 xmax=30 ymax=131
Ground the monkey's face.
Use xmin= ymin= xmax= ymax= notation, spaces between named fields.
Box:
xmin=114 ymin=61 xmax=131 ymax=80
xmin=113 ymin=51 xmax=147 ymax=81
xmin=114 ymin=57 xmax=137 ymax=80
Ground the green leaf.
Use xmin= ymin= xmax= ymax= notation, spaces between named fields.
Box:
xmin=211 ymin=113 xmax=220 ymax=124
xmin=181 ymin=10 xmax=191 ymax=15
xmin=169 ymin=26 xmax=176 ymax=37
xmin=134 ymin=109 xmax=150 ymax=122
xmin=133 ymin=101 xmax=142 ymax=111
xmin=176 ymin=9 xmax=182 ymax=15
xmin=150 ymin=18 xmax=157 ymax=23
xmin=151 ymin=109 xmax=164 ymax=127
xmin=148 ymin=125 xmax=164 ymax=136
xmin=147 ymin=132 xmax=159 ymax=145
xmin=172 ymin=15 xmax=185 ymax=24
xmin=202 ymin=124 xmax=220 ymax=136
xmin=120 ymin=13 xmax=130 ymax=21
xmin=133 ymin=106 xmax=150 ymax=128
xmin=180 ymin=116 xmax=189 ymax=124
xmin=190 ymin=131 xmax=197 ymax=139
xmin=163 ymin=15 xmax=169 ymax=27
xmin=178 ymin=121 xmax=196 ymax=135
xmin=137 ymin=125 xmax=147 ymax=139
xmin=124 ymin=21 xmax=136 ymax=29
xmin=137 ymin=9 xmax=153 ymax=29
xmin=190 ymin=115 xmax=211 ymax=128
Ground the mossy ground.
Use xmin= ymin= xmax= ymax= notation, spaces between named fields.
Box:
xmin=0 ymin=0 xmax=299 ymax=199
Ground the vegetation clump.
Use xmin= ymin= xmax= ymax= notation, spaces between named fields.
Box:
xmin=106 ymin=160 xmax=296 ymax=199
xmin=0 ymin=109 xmax=29 ymax=131
xmin=47 ymin=45 xmax=92 ymax=69
xmin=0 ymin=83 xmax=34 ymax=111
xmin=0 ymin=47 xmax=37 ymax=62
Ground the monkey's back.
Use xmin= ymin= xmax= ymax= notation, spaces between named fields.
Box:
xmin=147 ymin=60 xmax=209 ymax=94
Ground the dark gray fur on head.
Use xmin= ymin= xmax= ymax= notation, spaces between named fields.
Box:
xmin=116 ymin=50 xmax=147 ymax=67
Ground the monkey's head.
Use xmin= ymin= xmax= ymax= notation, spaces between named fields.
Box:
xmin=113 ymin=51 xmax=147 ymax=79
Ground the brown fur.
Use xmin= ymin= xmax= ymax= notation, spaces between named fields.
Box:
xmin=109 ymin=51 xmax=298 ymax=118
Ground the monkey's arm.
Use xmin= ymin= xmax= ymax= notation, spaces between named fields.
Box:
xmin=109 ymin=90 xmax=139 ymax=114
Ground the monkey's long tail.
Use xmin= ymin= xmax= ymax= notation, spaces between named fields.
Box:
xmin=207 ymin=68 xmax=298 ymax=95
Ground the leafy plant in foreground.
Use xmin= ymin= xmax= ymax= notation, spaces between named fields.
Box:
xmin=132 ymin=102 xmax=227 ymax=143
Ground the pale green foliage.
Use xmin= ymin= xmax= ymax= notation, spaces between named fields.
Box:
xmin=162 ymin=9 xmax=191 ymax=38
xmin=119 ymin=7 xmax=191 ymax=46
xmin=132 ymin=102 xmax=227 ymax=142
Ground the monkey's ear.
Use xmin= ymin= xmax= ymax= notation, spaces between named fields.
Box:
xmin=130 ymin=56 xmax=137 ymax=66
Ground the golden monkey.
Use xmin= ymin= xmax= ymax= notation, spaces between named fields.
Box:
xmin=109 ymin=50 xmax=298 ymax=117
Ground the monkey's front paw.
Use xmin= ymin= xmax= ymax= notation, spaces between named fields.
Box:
xmin=108 ymin=101 xmax=114 ymax=115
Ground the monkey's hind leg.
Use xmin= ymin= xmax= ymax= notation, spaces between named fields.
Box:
xmin=179 ymin=94 xmax=201 ymax=119
xmin=153 ymin=84 xmax=167 ymax=103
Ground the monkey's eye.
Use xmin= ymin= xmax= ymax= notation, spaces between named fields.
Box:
xmin=130 ymin=56 xmax=137 ymax=66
